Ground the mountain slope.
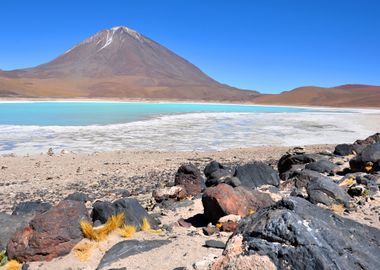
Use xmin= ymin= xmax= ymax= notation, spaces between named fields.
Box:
xmin=0 ymin=26 xmax=259 ymax=100
xmin=254 ymin=84 xmax=380 ymax=107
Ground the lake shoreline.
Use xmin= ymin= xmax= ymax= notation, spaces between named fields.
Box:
xmin=1 ymin=97 xmax=380 ymax=110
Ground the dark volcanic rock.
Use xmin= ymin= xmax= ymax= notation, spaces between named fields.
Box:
xmin=91 ymin=198 xmax=158 ymax=230
xmin=175 ymin=164 xmax=204 ymax=195
xmin=350 ymin=143 xmax=380 ymax=172
xmin=294 ymin=169 xmax=351 ymax=206
xmin=96 ymin=240 xmax=171 ymax=270
xmin=294 ymin=169 xmax=325 ymax=188
xmin=202 ymin=184 xmax=273 ymax=223
xmin=234 ymin=162 xmax=280 ymax=188
xmin=64 ymin=192 xmax=90 ymax=202
xmin=228 ymin=197 xmax=380 ymax=270
xmin=334 ymin=144 xmax=355 ymax=156
xmin=92 ymin=201 xmax=116 ymax=224
xmin=223 ymin=177 xmax=241 ymax=188
xmin=204 ymin=161 xmax=235 ymax=187
xmin=347 ymin=185 xmax=366 ymax=197
xmin=7 ymin=200 xmax=88 ymax=262
xmin=114 ymin=198 xmax=159 ymax=230
xmin=0 ymin=213 xmax=34 ymax=250
xmin=305 ymin=159 xmax=338 ymax=174
xmin=280 ymin=164 xmax=306 ymax=181
xmin=306 ymin=174 xmax=351 ymax=206
xmin=354 ymin=132 xmax=380 ymax=145
xmin=278 ymin=153 xmax=323 ymax=180
xmin=204 ymin=161 xmax=231 ymax=178
xmin=12 ymin=201 xmax=52 ymax=216
xmin=204 ymin=240 xmax=225 ymax=249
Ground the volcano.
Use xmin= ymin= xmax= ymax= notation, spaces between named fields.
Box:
xmin=0 ymin=26 xmax=259 ymax=100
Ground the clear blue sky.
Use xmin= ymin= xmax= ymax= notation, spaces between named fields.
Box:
xmin=0 ymin=0 xmax=379 ymax=93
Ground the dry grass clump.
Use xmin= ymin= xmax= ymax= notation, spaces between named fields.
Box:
xmin=330 ymin=204 xmax=345 ymax=214
xmin=141 ymin=217 xmax=151 ymax=231
xmin=5 ymin=260 xmax=21 ymax=270
xmin=339 ymin=176 xmax=355 ymax=187
xmin=73 ymin=241 xmax=93 ymax=262
xmin=364 ymin=162 xmax=373 ymax=173
xmin=119 ymin=224 xmax=136 ymax=238
xmin=80 ymin=212 xmax=125 ymax=241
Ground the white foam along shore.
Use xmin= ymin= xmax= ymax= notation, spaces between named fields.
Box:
xmin=0 ymin=109 xmax=379 ymax=155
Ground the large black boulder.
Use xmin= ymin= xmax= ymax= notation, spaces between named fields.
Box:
xmin=350 ymin=143 xmax=380 ymax=172
xmin=334 ymin=143 xmax=355 ymax=156
xmin=91 ymin=201 xmax=116 ymax=223
xmin=294 ymin=169 xmax=351 ymax=206
xmin=204 ymin=161 xmax=235 ymax=187
xmin=278 ymin=153 xmax=322 ymax=180
xmin=305 ymin=159 xmax=338 ymax=174
xmin=91 ymin=198 xmax=159 ymax=230
xmin=231 ymin=197 xmax=380 ymax=270
xmin=234 ymin=161 xmax=280 ymax=188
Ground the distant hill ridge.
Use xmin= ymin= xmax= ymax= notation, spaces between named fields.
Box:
xmin=254 ymin=84 xmax=380 ymax=107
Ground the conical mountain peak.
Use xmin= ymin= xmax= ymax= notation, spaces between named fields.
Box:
xmin=0 ymin=26 xmax=259 ymax=100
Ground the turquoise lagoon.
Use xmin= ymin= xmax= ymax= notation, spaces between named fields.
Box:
xmin=0 ymin=102 xmax=377 ymax=153
xmin=0 ymin=102 xmax=311 ymax=126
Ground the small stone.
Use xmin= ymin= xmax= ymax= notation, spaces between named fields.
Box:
xmin=64 ymin=192 xmax=90 ymax=202
xmin=47 ymin=148 xmax=54 ymax=156
xmin=204 ymin=240 xmax=225 ymax=249
xmin=178 ymin=218 xmax=192 ymax=228
xmin=121 ymin=190 xmax=131 ymax=197
xmin=203 ymin=226 xmax=218 ymax=236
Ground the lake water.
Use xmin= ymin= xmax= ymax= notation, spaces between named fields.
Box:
xmin=0 ymin=102 xmax=378 ymax=154
xmin=0 ymin=102 xmax=311 ymax=126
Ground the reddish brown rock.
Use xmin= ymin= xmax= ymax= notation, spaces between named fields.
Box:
xmin=175 ymin=164 xmax=204 ymax=196
xmin=202 ymin=183 xmax=273 ymax=223
xmin=7 ymin=200 xmax=88 ymax=262
xmin=221 ymin=221 xmax=238 ymax=232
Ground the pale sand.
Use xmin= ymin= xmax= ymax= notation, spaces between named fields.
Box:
xmin=0 ymin=145 xmax=332 ymax=213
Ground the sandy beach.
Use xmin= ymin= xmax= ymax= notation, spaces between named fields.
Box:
xmin=0 ymin=145 xmax=333 ymax=213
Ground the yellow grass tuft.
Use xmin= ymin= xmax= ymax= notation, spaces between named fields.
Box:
xmin=339 ymin=176 xmax=355 ymax=187
xmin=330 ymin=204 xmax=345 ymax=214
xmin=364 ymin=162 xmax=373 ymax=173
xmin=102 ymin=212 xmax=125 ymax=234
xmin=73 ymin=242 xmax=93 ymax=262
xmin=149 ymin=229 xmax=163 ymax=234
xmin=5 ymin=260 xmax=21 ymax=270
xmin=80 ymin=212 xmax=125 ymax=241
xmin=119 ymin=224 xmax=136 ymax=238
xmin=141 ymin=217 xmax=151 ymax=231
